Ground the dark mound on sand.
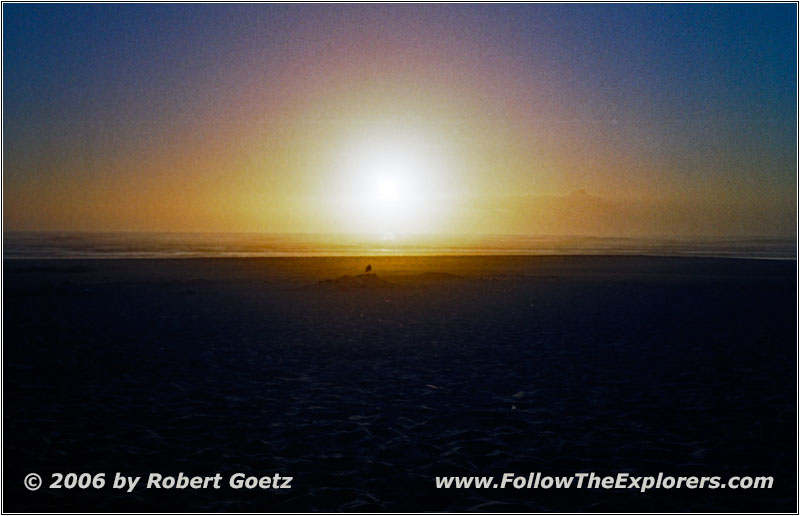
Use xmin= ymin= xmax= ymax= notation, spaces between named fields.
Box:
xmin=405 ymin=271 xmax=462 ymax=281
xmin=384 ymin=271 xmax=465 ymax=286
xmin=316 ymin=273 xmax=397 ymax=290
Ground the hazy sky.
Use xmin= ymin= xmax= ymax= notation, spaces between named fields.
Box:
xmin=4 ymin=4 xmax=796 ymax=237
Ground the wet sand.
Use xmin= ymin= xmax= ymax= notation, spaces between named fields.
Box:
xmin=3 ymin=255 xmax=796 ymax=511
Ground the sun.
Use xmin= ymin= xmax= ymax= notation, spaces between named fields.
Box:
xmin=350 ymin=137 xmax=420 ymax=224
xmin=355 ymin=141 xmax=413 ymax=204
xmin=329 ymin=124 xmax=455 ymax=236
xmin=376 ymin=176 xmax=400 ymax=204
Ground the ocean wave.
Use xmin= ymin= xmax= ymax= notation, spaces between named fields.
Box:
xmin=3 ymin=231 xmax=795 ymax=260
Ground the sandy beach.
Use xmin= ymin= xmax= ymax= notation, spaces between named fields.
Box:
xmin=3 ymin=255 xmax=795 ymax=511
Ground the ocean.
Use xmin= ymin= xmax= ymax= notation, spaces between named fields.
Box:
xmin=3 ymin=231 xmax=795 ymax=260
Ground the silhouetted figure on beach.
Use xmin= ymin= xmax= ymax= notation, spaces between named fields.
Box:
xmin=365 ymin=264 xmax=372 ymax=273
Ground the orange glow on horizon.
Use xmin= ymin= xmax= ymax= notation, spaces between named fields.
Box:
xmin=3 ymin=5 xmax=794 ymax=238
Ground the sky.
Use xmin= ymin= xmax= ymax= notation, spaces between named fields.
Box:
xmin=3 ymin=3 xmax=796 ymax=237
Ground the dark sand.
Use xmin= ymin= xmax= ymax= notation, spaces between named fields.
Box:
xmin=3 ymin=256 xmax=796 ymax=512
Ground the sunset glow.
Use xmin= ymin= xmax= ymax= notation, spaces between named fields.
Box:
xmin=3 ymin=4 xmax=795 ymax=238
xmin=330 ymin=128 xmax=455 ymax=235
xmin=3 ymin=8 xmax=796 ymax=512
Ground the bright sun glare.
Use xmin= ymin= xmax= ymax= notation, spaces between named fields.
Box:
xmin=356 ymin=143 xmax=411 ymax=209
xmin=331 ymin=125 xmax=454 ymax=237
xmin=376 ymin=176 xmax=400 ymax=204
